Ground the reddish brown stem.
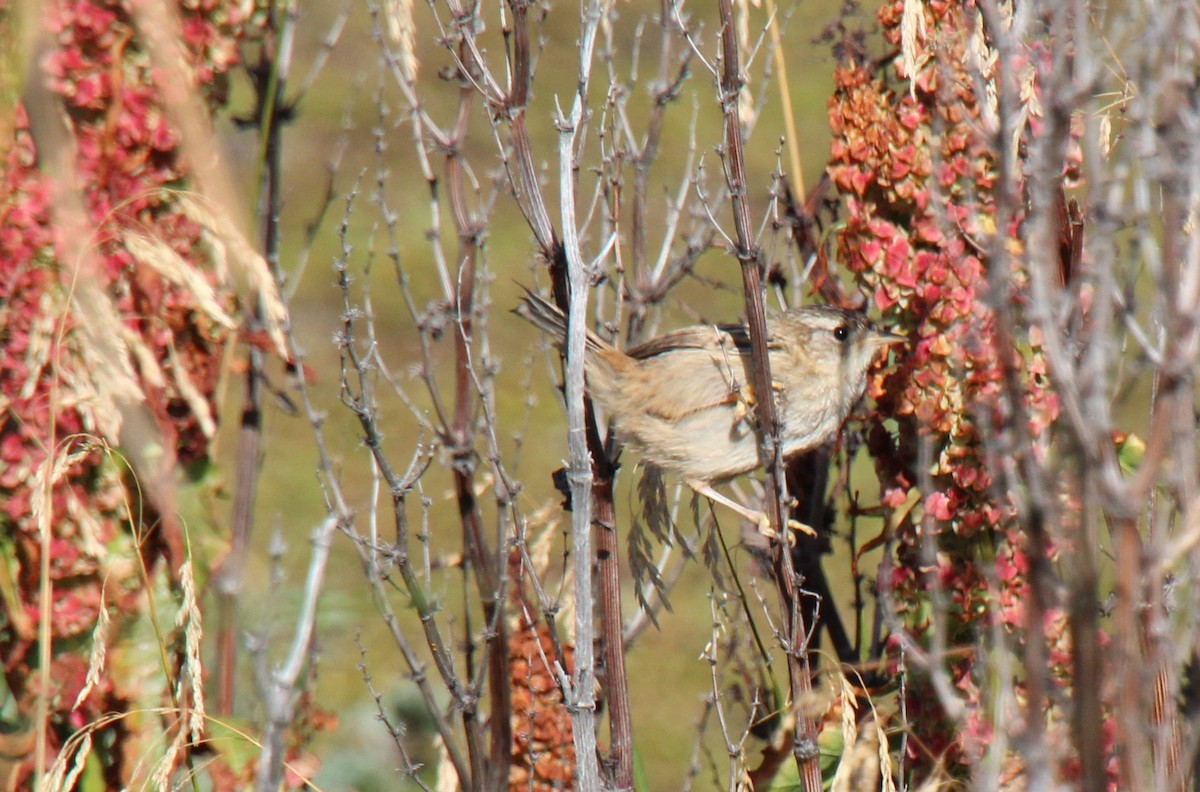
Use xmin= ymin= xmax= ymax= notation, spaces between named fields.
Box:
xmin=449 ymin=255 xmax=512 ymax=786
xmin=594 ymin=480 xmax=633 ymax=788
xmin=214 ymin=4 xmax=284 ymax=717
xmin=442 ymin=30 xmax=513 ymax=781
xmin=713 ymin=0 xmax=821 ymax=787
xmin=1111 ymin=514 xmax=1146 ymax=788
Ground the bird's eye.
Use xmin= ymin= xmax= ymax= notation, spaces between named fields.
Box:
xmin=833 ymin=325 xmax=850 ymax=342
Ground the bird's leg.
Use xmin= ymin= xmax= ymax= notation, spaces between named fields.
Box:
xmin=686 ymin=480 xmax=816 ymax=537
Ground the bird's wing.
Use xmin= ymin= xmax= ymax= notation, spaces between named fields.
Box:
xmin=622 ymin=327 xmax=755 ymax=421
xmin=624 ymin=325 xmax=726 ymax=359
xmin=717 ymin=322 xmax=789 ymax=354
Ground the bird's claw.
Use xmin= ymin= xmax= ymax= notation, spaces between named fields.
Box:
xmin=755 ymin=512 xmax=777 ymax=539
xmin=788 ymin=518 xmax=816 ymax=537
xmin=754 ymin=516 xmax=815 ymax=542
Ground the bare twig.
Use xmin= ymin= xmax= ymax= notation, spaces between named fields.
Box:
xmin=551 ymin=0 xmax=611 ymax=780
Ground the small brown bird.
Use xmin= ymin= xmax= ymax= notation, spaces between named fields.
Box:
xmin=517 ymin=290 xmax=901 ymax=531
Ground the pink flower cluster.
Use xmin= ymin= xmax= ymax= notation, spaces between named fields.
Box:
xmin=0 ymin=0 xmax=255 ymax=782
xmin=828 ymin=0 xmax=1085 ymax=780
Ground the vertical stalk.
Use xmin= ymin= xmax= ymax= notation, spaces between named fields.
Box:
xmin=214 ymin=0 xmax=292 ymax=717
xmin=558 ymin=153 xmax=602 ymax=788
xmin=713 ymin=0 xmax=820 ymax=787
xmin=595 ymin=482 xmax=633 ymax=788
xmin=445 ymin=151 xmax=513 ymax=786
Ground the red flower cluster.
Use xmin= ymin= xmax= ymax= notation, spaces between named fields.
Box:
xmin=828 ymin=0 xmax=1082 ymax=780
xmin=0 ymin=0 xmax=256 ymax=783
xmin=0 ymin=108 xmax=127 ymax=645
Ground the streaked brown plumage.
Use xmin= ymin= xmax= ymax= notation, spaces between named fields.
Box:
xmin=517 ymin=290 xmax=900 ymax=528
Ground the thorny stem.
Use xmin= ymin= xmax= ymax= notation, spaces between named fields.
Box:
xmin=713 ymin=0 xmax=820 ymax=788
xmin=441 ymin=31 xmax=514 ymax=784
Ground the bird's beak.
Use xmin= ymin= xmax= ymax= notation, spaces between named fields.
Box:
xmin=866 ymin=328 xmax=905 ymax=347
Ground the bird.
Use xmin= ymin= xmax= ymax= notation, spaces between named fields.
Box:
xmin=516 ymin=289 xmax=901 ymax=532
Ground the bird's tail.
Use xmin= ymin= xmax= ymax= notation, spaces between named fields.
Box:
xmin=515 ymin=289 xmax=615 ymax=355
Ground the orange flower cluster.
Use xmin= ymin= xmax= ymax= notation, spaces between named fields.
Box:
xmin=508 ymin=619 xmax=576 ymax=791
